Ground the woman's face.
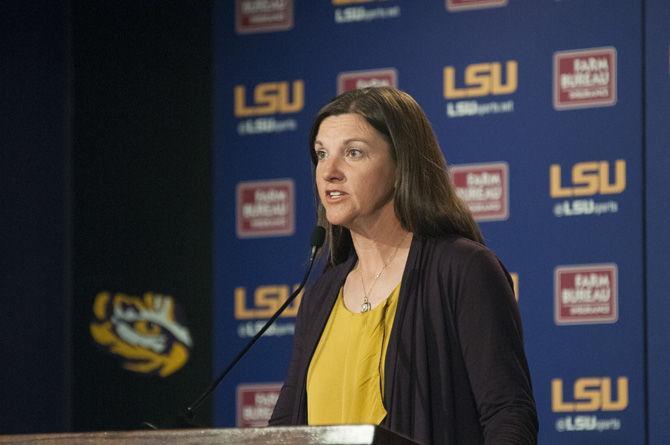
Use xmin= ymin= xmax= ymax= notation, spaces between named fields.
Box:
xmin=314 ymin=113 xmax=396 ymax=231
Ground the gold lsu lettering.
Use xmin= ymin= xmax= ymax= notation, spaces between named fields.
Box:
xmin=234 ymin=80 xmax=304 ymax=118
xmin=552 ymin=377 xmax=629 ymax=412
xmin=443 ymin=60 xmax=518 ymax=99
xmin=234 ymin=285 xmax=303 ymax=319
xmin=550 ymin=160 xmax=626 ymax=198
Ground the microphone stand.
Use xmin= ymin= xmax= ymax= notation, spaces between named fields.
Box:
xmin=143 ymin=226 xmax=325 ymax=429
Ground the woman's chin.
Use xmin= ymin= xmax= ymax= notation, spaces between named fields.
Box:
xmin=326 ymin=217 xmax=351 ymax=228
xmin=324 ymin=212 xmax=353 ymax=228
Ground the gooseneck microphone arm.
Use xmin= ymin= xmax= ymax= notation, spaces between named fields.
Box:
xmin=181 ymin=226 xmax=326 ymax=423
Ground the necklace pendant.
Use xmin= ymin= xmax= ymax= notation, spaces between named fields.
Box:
xmin=361 ymin=301 xmax=372 ymax=313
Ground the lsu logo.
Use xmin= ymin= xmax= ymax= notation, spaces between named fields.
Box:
xmin=234 ymin=80 xmax=304 ymax=118
xmin=550 ymin=160 xmax=626 ymax=198
xmin=234 ymin=285 xmax=302 ymax=319
xmin=444 ymin=60 xmax=517 ymax=99
xmin=90 ymin=291 xmax=192 ymax=377
xmin=552 ymin=377 xmax=629 ymax=412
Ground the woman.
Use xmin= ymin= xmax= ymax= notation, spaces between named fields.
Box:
xmin=269 ymin=87 xmax=538 ymax=445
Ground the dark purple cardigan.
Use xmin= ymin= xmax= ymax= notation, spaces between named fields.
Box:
xmin=269 ymin=235 xmax=538 ymax=445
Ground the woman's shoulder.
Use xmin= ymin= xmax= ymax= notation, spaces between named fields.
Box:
xmin=416 ymin=234 xmax=507 ymax=277
xmin=421 ymin=234 xmax=493 ymax=261
xmin=417 ymin=235 xmax=514 ymax=301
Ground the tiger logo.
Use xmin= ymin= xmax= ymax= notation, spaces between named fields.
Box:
xmin=90 ymin=291 xmax=193 ymax=377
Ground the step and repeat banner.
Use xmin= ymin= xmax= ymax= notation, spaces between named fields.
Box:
xmin=213 ymin=1 xmax=659 ymax=443
xmin=645 ymin=0 xmax=670 ymax=443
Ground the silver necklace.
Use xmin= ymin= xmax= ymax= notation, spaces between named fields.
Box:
xmin=359 ymin=233 xmax=408 ymax=313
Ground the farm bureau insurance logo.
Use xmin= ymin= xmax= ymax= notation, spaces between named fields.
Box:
xmin=332 ymin=0 xmax=401 ymax=24
xmin=554 ymin=47 xmax=617 ymax=110
xmin=337 ymin=68 xmax=398 ymax=94
xmin=451 ymin=162 xmax=509 ymax=221
xmin=444 ymin=60 xmax=517 ymax=118
xmin=235 ymin=0 xmax=293 ymax=34
xmin=554 ymin=263 xmax=618 ymax=325
xmin=552 ymin=376 xmax=628 ymax=432
xmin=236 ymin=179 xmax=295 ymax=238
xmin=233 ymin=80 xmax=304 ymax=136
xmin=237 ymin=383 xmax=283 ymax=427
xmin=446 ymin=0 xmax=507 ymax=12
xmin=234 ymin=283 xmax=303 ymax=338
xmin=90 ymin=291 xmax=192 ymax=377
xmin=550 ymin=159 xmax=625 ymax=217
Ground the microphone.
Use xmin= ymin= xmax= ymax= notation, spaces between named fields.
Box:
xmin=309 ymin=225 xmax=326 ymax=262
xmin=143 ymin=226 xmax=326 ymax=429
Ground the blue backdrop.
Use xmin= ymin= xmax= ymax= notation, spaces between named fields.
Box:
xmin=645 ymin=0 xmax=670 ymax=443
xmin=213 ymin=1 xmax=667 ymax=443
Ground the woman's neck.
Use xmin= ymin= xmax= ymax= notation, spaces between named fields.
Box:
xmin=349 ymin=220 xmax=412 ymax=276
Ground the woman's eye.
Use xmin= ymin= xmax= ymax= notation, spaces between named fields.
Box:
xmin=315 ymin=150 xmax=327 ymax=160
xmin=346 ymin=148 xmax=363 ymax=158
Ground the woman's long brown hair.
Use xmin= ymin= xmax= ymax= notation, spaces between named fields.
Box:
xmin=309 ymin=87 xmax=483 ymax=266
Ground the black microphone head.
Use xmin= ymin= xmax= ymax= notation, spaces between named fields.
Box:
xmin=310 ymin=226 xmax=326 ymax=249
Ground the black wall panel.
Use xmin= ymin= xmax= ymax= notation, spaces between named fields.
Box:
xmin=70 ymin=0 xmax=213 ymax=430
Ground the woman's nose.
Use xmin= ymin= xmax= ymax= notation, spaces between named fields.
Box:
xmin=319 ymin=156 xmax=344 ymax=182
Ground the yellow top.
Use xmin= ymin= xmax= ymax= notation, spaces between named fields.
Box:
xmin=306 ymin=284 xmax=400 ymax=425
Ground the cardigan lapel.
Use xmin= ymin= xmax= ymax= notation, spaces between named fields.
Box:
xmin=294 ymin=255 xmax=357 ymax=422
xmin=296 ymin=237 xmax=423 ymax=424
xmin=382 ymin=235 xmax=422 ymax=424
xmin=303 ymin=256 xmax=357 ymax=357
